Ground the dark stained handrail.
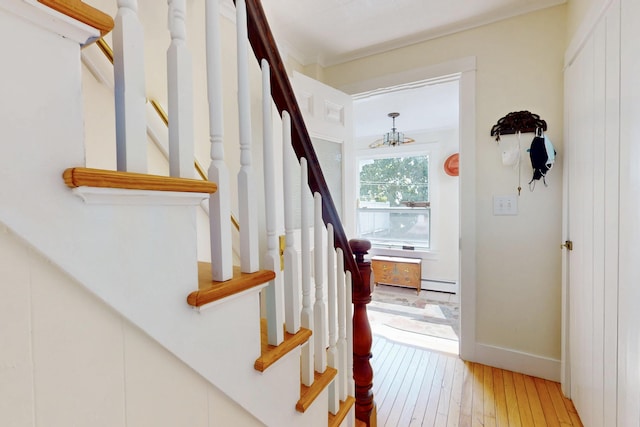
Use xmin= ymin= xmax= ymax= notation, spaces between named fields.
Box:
xmin=235 ymin=0 xmax=362 ymax=289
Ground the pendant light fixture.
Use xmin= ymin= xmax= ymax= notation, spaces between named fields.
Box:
xmin=370 ymin=112 xmax=415 ymax=148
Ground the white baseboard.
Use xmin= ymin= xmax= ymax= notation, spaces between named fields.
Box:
xmin=421 ymin=280 xmax=458 ymax=294
xmin=473 ymin=343 xmax=560 ymax=382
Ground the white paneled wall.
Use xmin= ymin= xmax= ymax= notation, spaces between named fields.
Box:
xmin=564 ymin=0 xmax=640 ymax=425
xmin=618 ymin=0 xmax=640 ymax=424
xmin=0 ymin=225 xmax=262 ymax=427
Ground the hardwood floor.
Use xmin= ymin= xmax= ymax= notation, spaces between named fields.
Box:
xmin=371 ymin=336 xmax=583 ymax=427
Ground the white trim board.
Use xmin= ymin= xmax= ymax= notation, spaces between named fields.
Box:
xmin=564 ymin=0 xmax=615 ymax=67
xmin=474 ymin=343 xmax=561 ymax=382
xmin=72 ymin=187 xmax=210 ymax=206
xmin=342 ymin=57 xmax=476 ymax=362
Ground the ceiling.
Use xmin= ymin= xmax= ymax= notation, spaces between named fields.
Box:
xmin=252 ymin=0 xmax=565 ymax=67
xmin=354 ymin=79 xmax=459 ymax=138
xmin=86 ymin=0 xmax=565 ymax=138
xmin=248 ymin=0 xmax=563 ymax=137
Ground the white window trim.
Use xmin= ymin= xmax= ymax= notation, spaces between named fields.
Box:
xmin=355 ymin=144 xmax=436 ymax=253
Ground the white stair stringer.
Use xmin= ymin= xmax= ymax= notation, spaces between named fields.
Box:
xmin=0 ymin=4 xmax=329 ymax=427
xmin=0 ymin=223 xmax=265 ymax=426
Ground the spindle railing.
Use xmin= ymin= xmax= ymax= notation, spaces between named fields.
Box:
xmin=102 ymin=0 xmax=376 ymax=423
xmin=237 ymin=0 xmax=375 ymax=423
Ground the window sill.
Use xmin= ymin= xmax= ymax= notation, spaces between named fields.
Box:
xmin=368 ymin=246 xmax=438 ymax=261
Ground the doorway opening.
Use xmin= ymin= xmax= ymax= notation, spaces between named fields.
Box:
xmin=351 ymin=75 xmax=461 ymax=355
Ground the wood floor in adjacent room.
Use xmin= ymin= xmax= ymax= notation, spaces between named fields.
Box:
xmin=371 ymin=336 xmax=583 ymax=427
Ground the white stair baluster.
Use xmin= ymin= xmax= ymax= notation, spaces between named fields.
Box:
xmin=337 ymin=248 xmax=348 ymax=402
xmin=236 ymin=0 xmax=259 ymax=273
xmin=205 ymin=0 xmax=232 ymax=281
xmin=314 ymin=192 xmax=327 ymax=373
xmin=113 ymin=0 xmax=147 ymax=173
xmin=346 ymin=270 xmax=355 ymax=396
xmin=283 ymin=111 xmax=301 ymax=334
xmin=326 ymin=224 xmax=339 ymax=414
xmin=262 ymin=60 xmax=284 ymax=346
xmin=167 ymin=0 xmax=194 ymax=178
xmin=300 ymin=158 xmax=314 ymax=386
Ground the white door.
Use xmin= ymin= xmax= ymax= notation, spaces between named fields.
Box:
xmin=292 ymin=71 xmax=355 ymax=236
xmin=563 ymin=2 xmax=620 ymax=426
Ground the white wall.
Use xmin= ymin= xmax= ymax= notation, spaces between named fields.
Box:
xmin=318 ymin=6 xmax=566 ymax=378
xmin=0 ymin=225 xmax=263 ymax=427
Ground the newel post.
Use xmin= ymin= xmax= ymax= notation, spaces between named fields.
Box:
xmin=349 ymin=239 xmax=377 ymax=427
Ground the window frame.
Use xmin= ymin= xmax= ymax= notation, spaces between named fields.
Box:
xmin=355 ymin=146 xmax=433 ymax=251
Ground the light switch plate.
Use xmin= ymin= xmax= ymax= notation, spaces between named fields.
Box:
xmin=493 ymin=195 xmax=518 ymax=215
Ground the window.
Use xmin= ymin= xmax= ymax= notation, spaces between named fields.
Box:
xmin=357 ymin=155 xmax=430 ymax=249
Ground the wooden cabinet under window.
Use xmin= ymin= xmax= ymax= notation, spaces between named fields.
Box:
xmin=371 ymin=256 xmax=422 ymax=295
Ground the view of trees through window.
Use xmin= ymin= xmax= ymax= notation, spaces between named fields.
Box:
xmin=357 ymin=155 xmax=431 ymax=249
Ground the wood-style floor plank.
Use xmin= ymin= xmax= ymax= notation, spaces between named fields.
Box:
xmin=378 ymin=346 xmax=417 ymax=426
xmin=373 ymin=340 xmax=403 ymax=396
xmin=385 ymin=348 xmax=423 ymax=426
xmin=409 ymin=350 xmax=440 ymax=426
xmin=459 ymin=361 xmax=474 ymax=426
xmin=377 ymin=345 xmax=412 ymax=413
xmin=535 ymin=376 xmax=561 ymax=427
xmin=524 ymin=374 xmax=547 ymax=427
xmin=545 ymin=380 xmax=573 ymax=426
xmin=397 ymin=351 xmax=431 ymax=427
xmin=434 ymin=355 xmax=456 ymax=427
xmin=483 ymin=364 xmax=497 ymax=427
xmin=513 ymin=372 xmax=534 ymax=426
xmin=503 ymin=370 xmax=522 ymax=427
xmin=370 ymin=337 xmax=583 ymax=427
xmin=562 ymin=388 xmax=583 ymax=427
xmin=492 ymin=367 xmax=509 ymax=427
xmin=423 ymin=354 xmax=447 ymax=426
xmin=471 ymin=362 xmax=485 ymax=427
xmin=446 ymin=356 xmax=466 ymax=427
xmin=544 ymin=380 xmax=571 ymax=426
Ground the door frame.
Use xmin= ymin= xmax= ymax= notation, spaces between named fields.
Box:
xmin=338 ymin=57 xmax=477 ymax=358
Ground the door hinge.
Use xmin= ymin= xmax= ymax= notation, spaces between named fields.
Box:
xmin=561 ymin=240 xmax=573 ymax=251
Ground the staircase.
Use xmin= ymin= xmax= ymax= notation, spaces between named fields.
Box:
xmin=0 ymin=0 xmax=375 ymax=426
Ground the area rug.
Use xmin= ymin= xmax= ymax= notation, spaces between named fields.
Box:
xmin=368 ymin=284 xmax=460 ymax=342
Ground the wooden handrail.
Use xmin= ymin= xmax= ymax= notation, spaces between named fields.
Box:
xmin=236 ymin=0 xmax=362 ymax=289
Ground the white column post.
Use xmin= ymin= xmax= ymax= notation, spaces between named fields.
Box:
xmin=314 ymin=192 xmax=327 ymax=373
xmin=167 ymin=0 xmax=194 ymax=178
xmin=236 ymin=0 xmax=259 ymax=273
xmin=283 ymin=111 xmax=301 ymax=334
xmin=262 ymin=60 xmax=284 ymax=346
xmin=300 ymin=158 xmax=314 ymax=386
xmin=205 ymin=0 xmax=232 ymax=281
xmin=113 ymin=0 xmax=147 ymax=173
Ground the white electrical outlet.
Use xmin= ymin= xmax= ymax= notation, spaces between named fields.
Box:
xmin=493 ymin=195 xmax=518 ymax=215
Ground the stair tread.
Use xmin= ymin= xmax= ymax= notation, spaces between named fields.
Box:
xmin=255 ymin=319 xmax=312 ymax=372
xmin=187 ymin=263 xmax=275 ymax=307
xmin=64 ymin=167 xmax=218 ymax=194
xmin=296 ymin=367 xmax=338 ymax=413
xmin=38 ymin=0 xmax=114 ymax=36
xmin=328 ymin=396 xmax=356 ymax=427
